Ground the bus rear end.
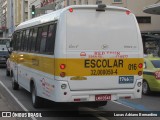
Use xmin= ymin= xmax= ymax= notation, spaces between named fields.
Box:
xmin=54 ymin=5 xmax=143 ymax=104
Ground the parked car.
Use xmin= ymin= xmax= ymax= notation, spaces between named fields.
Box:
xmin=143 ymin=55 xmax=160 ymax=95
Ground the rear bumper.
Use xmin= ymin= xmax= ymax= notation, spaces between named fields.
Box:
xmin=50 ymin=79 xmax=142 ymax=102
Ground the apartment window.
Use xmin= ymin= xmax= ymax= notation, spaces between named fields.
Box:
xmin=113 ymin=0 xmax=122 ymax=3
xmin=74 ymin=1 xmax=76 ymax=5
xmin=85 ymin=0 xmax=88 ymax=4
xmin=79 ymin=0 xmax=81 ymax=4
xmin=136 ymin=17 xmax=151 ymax=24
xmin=96 ymin=0 xmax=102 ymax=4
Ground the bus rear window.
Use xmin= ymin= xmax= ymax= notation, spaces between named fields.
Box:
xmin=66 ymin=9 xmax=139 ymax=51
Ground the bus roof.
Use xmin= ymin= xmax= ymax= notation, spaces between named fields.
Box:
xmin=16 ymin=5 xmax=129 ymax=31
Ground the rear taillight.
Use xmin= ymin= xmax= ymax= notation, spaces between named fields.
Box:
xmin=138 ymin=63 xmax=143 ymax=69
xmin=154 ymin=71 xmax=160 ymax=79
xmin=60 ymin=64 xmax=65 ymax=69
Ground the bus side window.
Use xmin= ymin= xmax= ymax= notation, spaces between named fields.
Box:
xmin=27 ymin=29 xmax=33 ymax=52
xmin=12 ymin=33 xmax=16 ymax=50
xmin=21 ymin=30 xmax=26 ymax=51
xmin=16 ymin=32 xmax=20 ymax=51
xmin=45 ymin=23 xmax=57 ymax=55
xmin=18 ymin=31 xmax=22 ymax=51
xmin=40 ymin=25 xmax=49 ymax=54
xmin=24 ymin=29 xmax=30 ymax=51
xmin=31 ymin=28 xmax=38 ymax=52
xmin=35 ymin=27 xmax=43 ymax=52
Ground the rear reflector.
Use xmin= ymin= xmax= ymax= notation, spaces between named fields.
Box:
xmin=124 ymin=96 xmax=131 ymax=99
xmin=74 ymin=98 xmax=80 ymax=102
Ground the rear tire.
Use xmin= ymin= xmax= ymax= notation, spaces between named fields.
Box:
xmin=31 ymin=83 xmax=43 ymax=108
xmin=142 ymin=80 xmax=150 ymax=95
xmin=12 ymin=74 xmax=19 ymax=90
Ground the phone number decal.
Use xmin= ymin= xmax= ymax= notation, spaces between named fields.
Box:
xmin=91 ymin=69 xmax=118 ymax=75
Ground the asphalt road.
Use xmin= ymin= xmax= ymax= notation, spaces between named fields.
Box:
xmin=0 ymin=68 xmax=160 ymax=120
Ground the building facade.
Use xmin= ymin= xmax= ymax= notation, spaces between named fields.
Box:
xmin=0 ymin=0 xmax=10 ymax=37
xmin=0 ymin=0 xmax=160 ymax=37
xmin=67 ymin=0 xmax=160 ymax=32
xmin=0 ymin=0 xmax=28 ymax=37
xmin=30 ymin=0 xmax=160 ymax=32
xmin=14 ymin=0 xmax=28 ymax=29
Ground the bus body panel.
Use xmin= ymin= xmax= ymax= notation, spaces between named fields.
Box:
xmin=65 ymin=9 xmax=143 ymax=91
xmin=10 ymin=5 xmax=143 ymax=104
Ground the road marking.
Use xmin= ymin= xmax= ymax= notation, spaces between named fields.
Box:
xmin=114 ymin=99 xmax=150 ymax=111
xmin=0 ymin=81 xmax=37 ymax=120
xmin=113 ymin=100 xmax=134 ymax=109
xmin=79 ymin=107 xmax=109 ymax=120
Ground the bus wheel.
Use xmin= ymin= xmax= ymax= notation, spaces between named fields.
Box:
xmin=142 ymin=80 xmax=150 ymax=95
xmin=12 ymin=75 xmax=19 ymax=90
xmin=31 ymin=83 xmax=43 ymax=108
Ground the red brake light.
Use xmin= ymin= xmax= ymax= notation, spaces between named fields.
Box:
xmin=138 ymin=63 xmax=143 ymax=69
xmin=60 ymin=64 xmax=65 ymax=69
xmin=126 ymin=10 xmax=131 ymax=15
xmin=69 ymin=8 xmax=73 ymax=12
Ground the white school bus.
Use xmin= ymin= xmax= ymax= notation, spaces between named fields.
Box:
xmin=9 ymin=5 xmax=143 ymax=108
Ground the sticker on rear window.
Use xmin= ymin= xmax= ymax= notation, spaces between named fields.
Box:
xmin=119 ymin=76 xmax=134 ymax=84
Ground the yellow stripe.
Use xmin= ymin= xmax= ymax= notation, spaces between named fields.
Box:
xmin=10 ymin=52 xmax=143 ymax=76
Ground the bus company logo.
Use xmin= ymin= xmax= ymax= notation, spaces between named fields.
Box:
xmin=40 ymin=78 xmax=54 ymax=91
xmin=80 ymin=52 xmax=86 ymax=57
xmin=2 ymin=112 xmax=11 ymax=117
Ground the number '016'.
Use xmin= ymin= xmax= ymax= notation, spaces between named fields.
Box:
xmin=128 ymin=64 xmax=137 ymax=70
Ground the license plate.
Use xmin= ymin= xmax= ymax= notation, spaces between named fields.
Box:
xmin=95 ymin=94 xmax=111 ymax=101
